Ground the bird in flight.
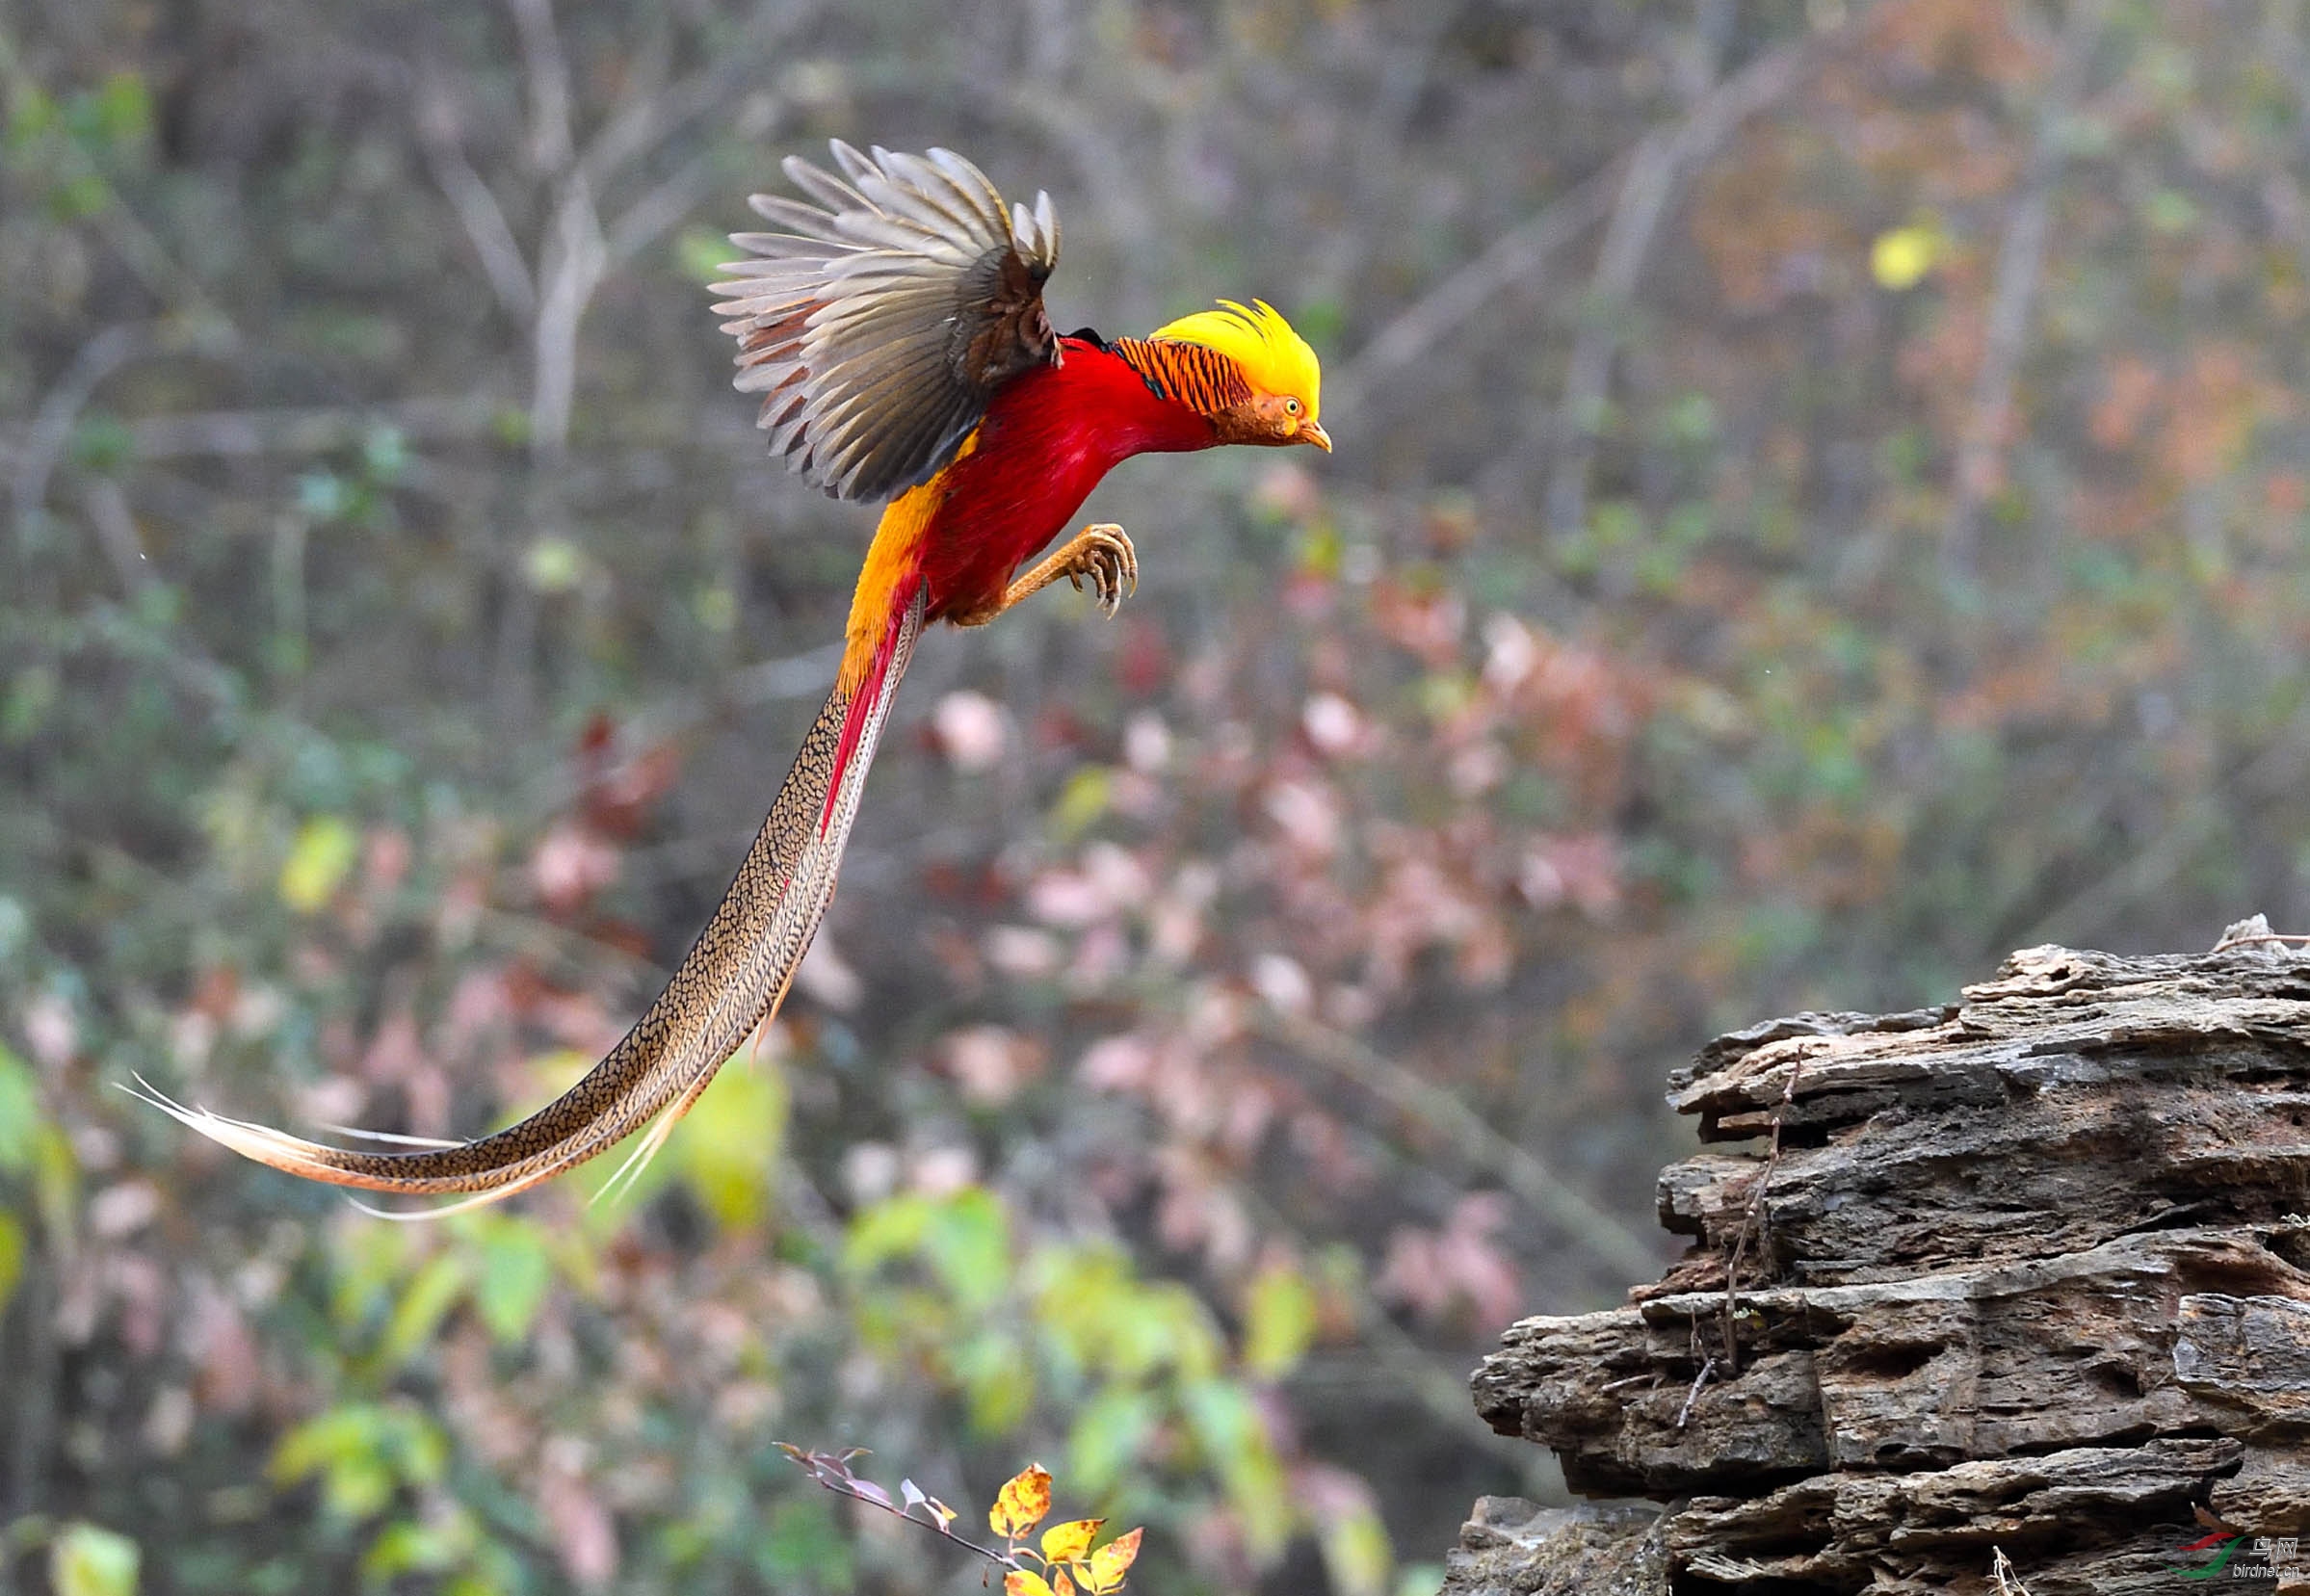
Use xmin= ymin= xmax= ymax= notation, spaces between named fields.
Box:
xmin=134 ymin=142 xmax=1329 ymax=1211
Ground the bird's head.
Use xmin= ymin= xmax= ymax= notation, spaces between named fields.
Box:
xmin=1148 ymin=300 xmax=1330 ymax=453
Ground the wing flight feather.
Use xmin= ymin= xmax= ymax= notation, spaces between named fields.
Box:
xmin=712 ymin=142 xmax=1062 ymax=502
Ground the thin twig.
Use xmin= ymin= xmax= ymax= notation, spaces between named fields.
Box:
xmin=78 ymin=395 xmax=505 ymax=461
xmin=1545 ymin=0 xmax=1733 ymax=540
xmin=2021 ymin=697 xmax=2310 ymax=948
xmin=415 ymin=84 xmax=538 ymax=319
xmin=580 ymin=0 xmax=802 ymax=186
xmin=1336 ymin=27 xmax=1831 ymax=414
xmin=528 ymin=172 xmax=606 ymax=458
xmin=1542 ymin=134 xmax=1680 ymax=541
xmin=1331 ymin=164 xmax=1618 ymax=410
xmin=1942 ymin=0 xmax=2107 ymax=582
xmin=12 ymin=324 xmax=149 ymax=550
xmin=1990 ymin=1546 xmax=2036 ymax=1595
xmin=1676 ymin=1353 xmax=1719 ymax=1429
xmin=1261 ymin=1010 xmax=1663 ymax=1280
xmin=777 ymin=1447 xmax=1014 ymax=1568
xmin=507 ymin=0 xmax=576 ymax=175
xmin=2210 ymin=930 xmax=2310 ymax=952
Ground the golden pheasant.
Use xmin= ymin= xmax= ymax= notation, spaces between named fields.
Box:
xmin=136 ymin=142 xmax=1328 ymax=1209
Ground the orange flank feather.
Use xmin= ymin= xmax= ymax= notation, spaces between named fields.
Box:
xmin=136 ymin=141 xmax=1329 ymax=1211
xmin=839 ymin=429 xmax=975 ymax=694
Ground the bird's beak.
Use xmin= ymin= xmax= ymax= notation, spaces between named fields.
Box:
xmin=1299 ymin=421 xmax=1332 ymax=454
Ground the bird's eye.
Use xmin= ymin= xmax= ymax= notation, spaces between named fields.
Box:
xmin=1284 ymin=397 xmax=1302 ymax=415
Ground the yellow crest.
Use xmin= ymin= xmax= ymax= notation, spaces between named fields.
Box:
xmin=1150 ymin=300 xmax=1322 ymax=422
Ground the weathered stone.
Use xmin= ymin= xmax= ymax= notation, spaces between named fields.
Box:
xmin=1454 ymin=937 xmax=2310 ymax=1593
xmin=1437 ymin=1498 xmax=1667 ymax=1596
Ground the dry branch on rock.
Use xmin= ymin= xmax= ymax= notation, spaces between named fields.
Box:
xmin=1446 ymin=929 xmax=2310 ymax=1595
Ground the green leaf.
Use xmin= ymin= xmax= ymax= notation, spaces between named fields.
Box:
xmin=360 ymin=426 xmax=407 ymax=483
xmin=470 ymin=1218 xmax=553 ymax=1345
xmin=0 ymin=1043 xmax=40 ymax=1173
xmin=1184 ymin=1377 xmax=1290 ymax=1554
xmin=272 ymin=1406 xmax=373 ymax=1486
xmin=1319 ymin=1500 xmax=1393 ymax=1596
xmin=1242 ymin=1262 xmax=1318 ymax=1380
xmin=844 ymin=1191 xmax=934 ymax=1271
xmin=66 ymin=416 xmax=134 ymax=474
xmin=674 ymin=225 xmax=733 ymax=286
xmin=360 ymin=1513 xmax=470 ymax=1582
xmin=373 ymin=1251 xmax=470 ymax=1374
xmin=90 ymin=72 xmax=152 ymax=149
xmin=758 ymin=1494 xmax=852 ymax=1587
xmin=279 ymin=816 xmax=359 ymax=912
xmin=0 ymin=1211 xmax=24 ymax=1316
xmin=328 ymin=1220 xmax=416 ymax=1331
xmin=33 ymin=1123 xmax=79 ymax=1243
xmin=273 ymin=1404 xmax=444 ymax=1522
xmin=50 ymin=1522 xmax=139 ymax=1596
xmin=924 ymin=1187 xmax=1009 ymax=1312
xmin=1 ymin=667 xmax=57 ymax=744
xmin=1395 ymin=1562 xmax=1447 ymax=1596
xmin=48 ymin=171 xmax=107 ymax=222
xmin=673 ymin=1057 xmax=787 ymax=1230
xmin=1048 ymin=766 xmax=1112 ymax=840
xmin=1065 ymin=1386 xmax=1157 ymax=1497
xmin=523 ymin=537 xmax=585 ymax=593
xmin=954 ymin=1328 xmax=1035 ymax=1435
xmin=5 ymin=84 xmax=57 ymax=149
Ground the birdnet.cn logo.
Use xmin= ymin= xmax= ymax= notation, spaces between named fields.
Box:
xmin=2168 ymin=1530 xmax=2297 ymax=1582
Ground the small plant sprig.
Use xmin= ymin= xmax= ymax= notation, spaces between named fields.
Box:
xmin=776 ymin=1447 xmax=1142 ymax=1595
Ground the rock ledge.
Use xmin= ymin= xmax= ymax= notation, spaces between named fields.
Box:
xmin=1448 ymin=937 xmax=2310 ymax=1595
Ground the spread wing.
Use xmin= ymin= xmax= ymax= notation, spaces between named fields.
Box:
xmin=711 ymin=142 xmax=1062 ymax=503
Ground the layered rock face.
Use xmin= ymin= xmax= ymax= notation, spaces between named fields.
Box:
xmin=1446 ymin=936 xmax=2310 ymax=1595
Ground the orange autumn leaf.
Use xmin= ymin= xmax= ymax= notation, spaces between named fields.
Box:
xmin=989 ymin=1464 xmax=1053 ymax=1540
xmin=1004 ymin=1573 xmax=1054 ymax=1596
xmin=1082 ymin=1527 xmax=1143 ymax=1594
xmin=1042 ymin=1517 xmax=1104 ymax=1564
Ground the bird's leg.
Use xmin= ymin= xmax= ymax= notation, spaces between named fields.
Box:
xmin=950 ymin=523 xmax=1137 ymax=626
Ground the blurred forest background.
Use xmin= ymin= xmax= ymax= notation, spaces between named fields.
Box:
xmin=6 ymin=0 xmax=2310 ymax=1591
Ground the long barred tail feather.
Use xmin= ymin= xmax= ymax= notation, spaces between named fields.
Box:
xmin=126 ymin=587 xmax=928 ymax=1213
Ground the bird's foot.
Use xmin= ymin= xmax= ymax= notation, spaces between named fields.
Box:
xmin=1062 ymin=523 xmax=1138 ymax=616
xmin=959 ymin=523 xmax=1141 ymax=627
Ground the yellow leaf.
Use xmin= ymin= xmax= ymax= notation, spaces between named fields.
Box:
xmin=1083 ymin=1527 xmax=1143 ymax=1593
xmin=279 ymin=817 xmax=359 ymax=912
xmin=988 ymin=1464 xmax=1052 ymax=1540
xmin=1042 ymin=1517 xmax=1104 ymax=1565
xmin=1053 ymin=1571 xmax=1076 ymax=1596
xmin=1004 ymin=1573 xmax=1054 ymax=1596
xmin=1869 ymin=221 xmax=1941 ymax=292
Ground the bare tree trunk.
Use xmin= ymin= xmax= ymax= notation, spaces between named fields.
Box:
xmin=1445 ymin=924 xmax=2310 ymax=1595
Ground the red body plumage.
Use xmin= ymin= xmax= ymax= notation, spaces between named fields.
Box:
xmin=915 ymin=336 xmax=1218 ymax=621
xmin=822 ymin=337 xmax=1219 ymax=824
